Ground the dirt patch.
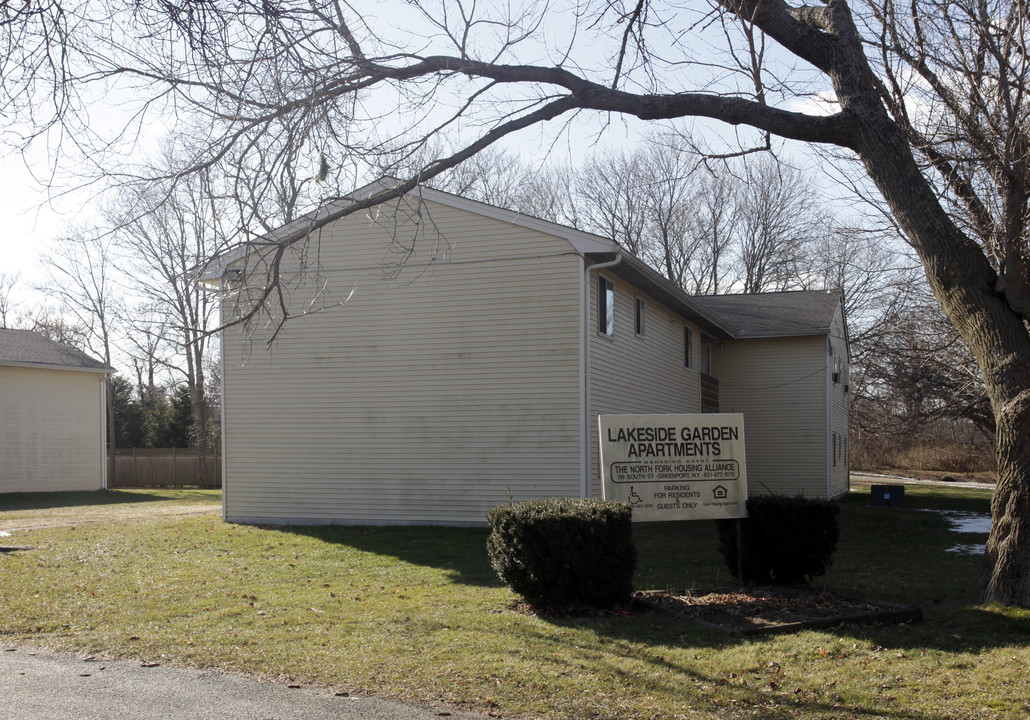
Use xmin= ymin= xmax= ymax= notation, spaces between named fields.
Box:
xmin=0 ymin=503 xmax=221 ymax=533
xmin=634 ymin=588 xmax=921 ymax=635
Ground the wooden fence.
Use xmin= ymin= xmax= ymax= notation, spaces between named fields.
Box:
xmin=112 ymin=448 xmax=222 ymax=488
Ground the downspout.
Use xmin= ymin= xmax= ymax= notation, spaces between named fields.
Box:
xmin=219 ymin=279 xmax=229 ymax=522
xmin=100 ymin=375 xmax=108 ymax=490
xmin=583 ymin=253 xmax=623 ymax=498
xmin=826 ymin=336 xmax=833 ymax=500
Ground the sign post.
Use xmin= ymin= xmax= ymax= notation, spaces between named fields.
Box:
xmin=599 ymin=413 xmax=748 ymax=521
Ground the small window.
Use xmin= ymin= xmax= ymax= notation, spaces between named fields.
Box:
xmin=598 ymin=276 xmax=615 ymax=336
xmin=635 ymin=297 xmax=645 ymax=337
xmin=684 ymin=327 xmax=693 ymax=368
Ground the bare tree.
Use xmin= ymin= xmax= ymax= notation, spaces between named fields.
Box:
xmin=110 ymin=169 xmax=224 ymax=480
xmin=423 ymin=147 xmax=580 ymax=225
xmin=683 ymin=172 xmax=738 ymax=295
xmin=637 ymin=140 xmax=699 ymax=287
xmin=576 ymin=149 xmax=651 ymax=258
xmin=856 ymin=286 xmax=994 ymax=466
xmin=5 ymin=0 xmax=1030 ymax=604
xmin=576 ymin=137 xmax=730 ymax=291
xmin=735 ymin=158 xmax=816 ymax=293
xmin=0 ymin=272 xmax=19 ymax=327
xmin=24 ymin=311 xmax=93 ymax=351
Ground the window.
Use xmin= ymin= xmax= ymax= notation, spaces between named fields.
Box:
xmin=635 ymin=297 xmax=645 ymax=337
xmin=598 ymin=276 xmax=614 ymax=336
xmin=684 ymin=327 xmax=693 ymax=368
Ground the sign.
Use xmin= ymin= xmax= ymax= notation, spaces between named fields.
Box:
xmin=599 ymin=413 xmax=748 ymax=521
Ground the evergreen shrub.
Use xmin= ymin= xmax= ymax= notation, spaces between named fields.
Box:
xmin=717 ymin=495 xmax=840 ymax=584
xmin=486 ymin=497 xmax=636 ymax=609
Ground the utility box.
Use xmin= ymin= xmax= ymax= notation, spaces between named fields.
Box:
xmin=871 ymin=484 xmax=905 ymax=508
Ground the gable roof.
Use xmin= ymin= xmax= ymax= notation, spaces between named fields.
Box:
xmin=201 ymin=179 xmax=844 ymax=344
xmin=0 ymin=328 xmax=112 ymax=373
xmin=199 ymin=177 xmax=617 ymax=282
xmin=691 ymin=290 xmax=844 ymax=338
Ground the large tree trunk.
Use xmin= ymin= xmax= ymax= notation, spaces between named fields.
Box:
xmin=801 ymin=0 xmax=1030 ymax=606
xmin=983 ymin=390 xmax=1030 ymax=603
xmin=852 ymin=112 xmax=1030 ymax=606
xmin=857 ymin=107 xmax=1030 ymax=607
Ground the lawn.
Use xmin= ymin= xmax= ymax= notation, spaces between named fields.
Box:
xmin=1 ymin=485 xmax=1028 ymax=719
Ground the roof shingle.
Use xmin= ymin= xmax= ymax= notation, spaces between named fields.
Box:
xmin=692 ymin=290 xmax=843 ymax=337
xmin=0 ymin=328 xmax=111 ymax=372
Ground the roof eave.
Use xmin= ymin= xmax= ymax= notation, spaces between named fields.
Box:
xmin=587 ymin=252 xmax=736 ymax=340
xmin=0 ymin=359 xmax=114 ymax=374
xmin=728 ymin=329 xmax=830 ymax=339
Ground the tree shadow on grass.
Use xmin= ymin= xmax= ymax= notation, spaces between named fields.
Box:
xmin=526 ymin=590 xmax=1027 ymax=659
xmin=281 ymin=524 xmax=501 ymax=587
xmin=0 ymin=488 xmax=203 ymax=512
xmin=517 ymin=612 xmax=960 ymax=720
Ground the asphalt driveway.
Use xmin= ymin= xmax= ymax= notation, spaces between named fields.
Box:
xmin=1 ymin=645 xmax=491 ymax=720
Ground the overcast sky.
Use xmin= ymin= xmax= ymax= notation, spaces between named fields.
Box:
xmin=2 ymin=152 xmax=54 ymax=291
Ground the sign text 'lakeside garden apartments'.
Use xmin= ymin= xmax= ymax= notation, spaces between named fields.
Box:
xmin=599 ymin=413 xmax=748 ymax=521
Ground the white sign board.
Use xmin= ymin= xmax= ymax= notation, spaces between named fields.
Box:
xmin=599 ymin=413 xmax=748 ymax=521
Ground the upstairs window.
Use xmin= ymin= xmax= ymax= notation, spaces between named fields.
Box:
xmin=684 ymin=327 xmax=693 ymax=368
xmin=598 ymin=276 xmax=615 ymax=336
xmin=635 ymin=297 xmax=646 ymax=337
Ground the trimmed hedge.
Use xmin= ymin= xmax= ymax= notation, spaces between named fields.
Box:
xmin=717 ymin=495 xmax=840 ymax=584
xmin=486 ymin=498 xmax=636 ymax=609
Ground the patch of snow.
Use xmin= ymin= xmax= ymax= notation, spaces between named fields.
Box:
xmin=918 ymin=509 xmax=991 ymax=554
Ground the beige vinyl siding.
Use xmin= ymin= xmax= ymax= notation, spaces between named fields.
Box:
xmin=221 ymin=198 xmax=584 ymax=525
xmin=0 ymin=365 xmax=105 ymax=492
xmin=828 ymin=307 xmax=851 ymax=498
xmin=587 ymin=270 xmax=702 ymax=497
xmin=711 ymin=335 xmax=828 ymax=497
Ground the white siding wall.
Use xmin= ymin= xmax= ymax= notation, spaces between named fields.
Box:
xmin=0 ymin=366 xmax=105 ymax=493
xmin=587 ymin=270 xmax=702 ymax=497
xmin=221 ymin=198 xmax=584 ymax=525
xmin=710 ymin=335 xmax=830 ymax=498
xmin=828 ymin=306 xmax=851 ymax=498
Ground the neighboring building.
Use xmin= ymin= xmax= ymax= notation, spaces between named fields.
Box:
xmin=693 ymin=291 xmax=851 ymax=499
xmin=208 ymin=181 xmax=850 ymax=525
xmin=0 ymin=329 xmax=113 ymax=493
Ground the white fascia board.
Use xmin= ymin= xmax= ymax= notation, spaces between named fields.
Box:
xmin=0 ymin=360 xmax=113 ymax=374
xmin=729 ymin=328 xmax=830 ymax=340
xmin=835 ymin=294 xmax=853 ymax=361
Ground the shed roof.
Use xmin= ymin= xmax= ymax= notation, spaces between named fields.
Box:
xmin=691 ymin=290 xmax=843 ymax=338
xmin=0 ymin=328 xmax=112 ymax=373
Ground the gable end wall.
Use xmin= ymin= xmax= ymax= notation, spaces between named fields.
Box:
xmin=711 ymin=335 xmax=830 ymax=498
xmin=221 ymin=199 xmax=585 ymax=525
xmin=0 ymin=365 xmax=105 ymax=493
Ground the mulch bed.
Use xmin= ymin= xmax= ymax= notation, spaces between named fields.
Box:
xmin=633 ymin=587 xmax=922 ymax=635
